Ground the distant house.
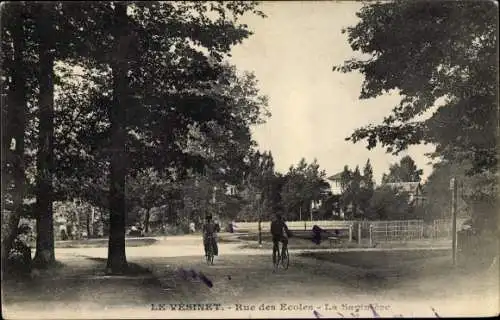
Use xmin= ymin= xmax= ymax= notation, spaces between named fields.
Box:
xmin=327 ymin=171 xmax=368 ymax=195
xmin=384 ymin=182 xmax=425 ymax=207
xmin=225 ymin=184 xmax=238 ymax=196
xmin=326 ymin=172 xmax=345 ymax=218
xmin=327 ymin=172 xmax=343 ymax=195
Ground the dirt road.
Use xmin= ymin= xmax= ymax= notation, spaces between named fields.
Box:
xmin=3 ymin=235 xmax=498 ymax=319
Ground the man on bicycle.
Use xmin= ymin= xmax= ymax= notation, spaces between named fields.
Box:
xmin=270 ymin=212 xmax=291 ymax=272
xmin=202 ymin=214 xmax=219 ymax=258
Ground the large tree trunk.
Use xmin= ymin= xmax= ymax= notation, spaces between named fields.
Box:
xmin=33 ymin=4 xmax=56 ymax=267
xmin=106 ymin=2 xmax=131 ymax=274
xmin=1 ymin=6 xmax=28 ymax=267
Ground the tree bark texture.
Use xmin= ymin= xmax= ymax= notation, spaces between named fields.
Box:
xmin=144 ymin=208 xmax=151 ymax=234
xmin=1 ymin=6 xmax=27 ymax=267
xmin=106 ymin=2 xmax=130 ymax=274
xmin=34 ymin=4 xmax=56 ymax=266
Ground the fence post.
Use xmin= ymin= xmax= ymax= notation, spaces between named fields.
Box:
xmin=369 ymin=224 xmax=373 ymax=247
xmin=258 ymin=219 xmax=262 ymax=246
xmin=358 ymin=222 xmax=361 ymax=245
xmin=304 ymin=220 xmax=307 ymax=231
xmin=348 ymin=224 xmax=353 ymax=242
xmin=451 ymin=177 xmax=458 ymax=266
xmin=407 ymin=221 xmax=411 ymax=241
xmin=409 ymin=221 xmax=412 ymax=241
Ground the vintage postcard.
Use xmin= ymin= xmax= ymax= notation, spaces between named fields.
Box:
xmin=1 ymin=1 xmax=499 ymax=319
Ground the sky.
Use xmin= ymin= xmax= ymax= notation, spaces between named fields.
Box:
xmin=229 ymin=1 xmax=437 ymax=184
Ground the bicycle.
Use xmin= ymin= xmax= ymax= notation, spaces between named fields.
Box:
xmin=205 ymin=236 xmax=215 ymax=265
xmin=274 ymin=242 xmax=289 ymax=270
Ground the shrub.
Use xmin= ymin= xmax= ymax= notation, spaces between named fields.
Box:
xmin=458 ymin=227 xmax=499 ymax=270
xmin=5 ymin=224 xmax=33 ymax=276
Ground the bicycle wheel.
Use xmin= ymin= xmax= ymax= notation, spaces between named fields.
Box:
xmin=211 ymin=238 xmax=216 ymax=265
xmin=206 ymin=248 xmax=211 ymax=265
xmin=281 ymin=247 xmax=289 ymax=270
xmin=206 ymin=248 xmax=214 ymax=265
xmin=274 ymin=246 xmax=280 ymax=268
xmin=206 ymin=239 xmax=214 ymax=265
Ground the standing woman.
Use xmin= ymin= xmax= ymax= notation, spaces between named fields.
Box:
xmin=202 ymin=214 xmax=219 ymax=258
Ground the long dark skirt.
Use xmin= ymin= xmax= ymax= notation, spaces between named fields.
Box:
xmin=204 ymin=237 xmax=218 ymax=256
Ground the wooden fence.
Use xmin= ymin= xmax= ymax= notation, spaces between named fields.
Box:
xmin=233 ymin=220 xmax=355 ymax=242
xmin=233 ymin=218 xmax=470 ymax=245
xmin=368 ymin=220 xmax=424 ymax=244
xmin=232 ymin=220 xmax=355 ymax=232
xmin=427 ymin=218 xmax=469 ymax=239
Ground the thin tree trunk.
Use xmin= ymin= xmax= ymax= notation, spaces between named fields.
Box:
xmin=162 ymin=203 xmax=168 ymax=233
xmin=106 ymin=2 xmax=130 ymax=274
xmin=1 ymin=6 xmax=27 ymax=266
xmin=144 ymin=208 xmax=151 ymax=234
xmin=86 ymin=209 xmax=91 ymax=238
xmin=34 ymin=4 xmax=56 ymax=267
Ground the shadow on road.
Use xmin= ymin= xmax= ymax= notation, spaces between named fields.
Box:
xmin=3 ymin=239 xmax=498 ymax=318
xmin=2 ymin=255 xmax=167 ymax=314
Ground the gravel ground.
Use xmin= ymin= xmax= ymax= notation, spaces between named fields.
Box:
xmin=2 ymin=235 xmax=498 ymax=319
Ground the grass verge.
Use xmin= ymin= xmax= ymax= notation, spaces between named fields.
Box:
xmin=2 ymin=256 xmax=163 ymax=308
xmin=51 ymin=237 xmax=157 ymax=248
xmin=300 ymin=249 xmax=451 ymax=270
xmin=237 ymin=233 xmax=363 ymax=250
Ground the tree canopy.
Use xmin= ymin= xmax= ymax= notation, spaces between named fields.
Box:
xmin=381 ymin=155 xmax=423 ymax=184
xmin=339 ymin=163 xmax=374 ymax=219
xmin=1 ymin=1 xmax=269 ymax=271
xmin=368 ymin=185 xmax=412 ymax=220
xmin=280 ymin=158 xmax=330 ymax=220
xmin=334 ymin=0 xmax=498 ymax=174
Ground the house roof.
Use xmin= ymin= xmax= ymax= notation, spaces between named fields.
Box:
xmin=384 ymin=182 xmax=421 ymax=194
xmin=327 ymin=172 xmax=343 ymax=181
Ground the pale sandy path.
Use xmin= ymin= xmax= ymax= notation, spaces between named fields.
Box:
xmin=51 ymin=234 xmax=451 ymax=259
xmin=4 ymin=234 xmax=498 ymax=319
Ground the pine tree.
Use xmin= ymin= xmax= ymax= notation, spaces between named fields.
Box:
xmin=351 ymin=166 xmax=362 ymax=218
xmin=383 ymin=156 xmax=423 ymax=183
xmin=339 ymin=165 xmax=352 ymax=217
xmin=360 ymin=159 xmax=375 ymax=218
xmin=362 ymin=159 xmax=375 ymax=190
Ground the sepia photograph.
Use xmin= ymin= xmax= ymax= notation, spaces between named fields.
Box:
xmin=1 ymin=0 xmax=499 ymax=318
